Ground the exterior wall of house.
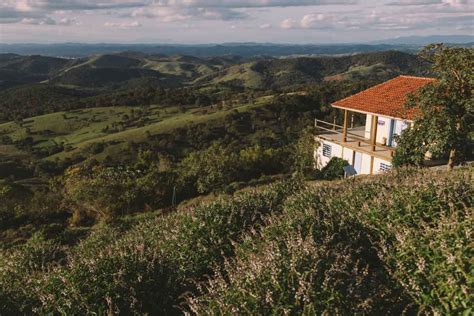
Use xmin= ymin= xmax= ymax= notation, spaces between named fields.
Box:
xmin=342 ymin=147 xmax=354 ymax=164
xmin=315 ymin=137 xmax=392 ymax=176
xmin=364 ymin=114 xmax=410 ymax=147
xmin=360 ymin=153 xmax=372 ymax=174
xmin=315 ymin=138 xmax=343 ymax=169
xmin=364 ymin=115 xmax=392 ymax=144
xmin=373 ymin=157 xmax=392 ymax=174
xmin=364 ymin=114 xmax=372 ymax=139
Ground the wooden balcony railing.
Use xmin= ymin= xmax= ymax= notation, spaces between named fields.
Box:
xmin=315 ymin=118 xmax=395 ymax=157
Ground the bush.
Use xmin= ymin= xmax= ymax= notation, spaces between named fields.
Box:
xmin=319 ymin=157 xmax=349 ymax=180
xmin=186 ymin=167 xmax=473 ymax=315
xmin=61 ymin=164 xmax=176 ymax=223
xmin=0 ymin=180 xmax=302 ymax=314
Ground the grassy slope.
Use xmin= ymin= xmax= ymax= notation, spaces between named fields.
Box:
xmin=0 ymin=95 xmax=274 ymax=162
xmin=0 ymin=167 xmax=471 ymax=314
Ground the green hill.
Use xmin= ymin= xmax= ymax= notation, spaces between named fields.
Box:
xmin=0 ymin=54 xmax=70 ymax=89
xmin=0 ymin=54 xmax=69 ymax=75
xmin=50 ymin=67 xmax=170 ymax=88
xmin=0 ymin=167 xmax=471 ymax=314
xmin=0 ymin=50 xmax=431 ymax=121
xmin=196 ymin=51 xmax=430 ymax=89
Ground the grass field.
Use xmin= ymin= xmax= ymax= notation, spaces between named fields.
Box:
xmin=0 ymin=95 xmax=274 ymax=163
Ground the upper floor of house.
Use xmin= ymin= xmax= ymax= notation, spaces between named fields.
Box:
xmin=315 ymin=75 xmax=435 ymax=161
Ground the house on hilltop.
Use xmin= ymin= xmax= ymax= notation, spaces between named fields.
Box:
xmin=314 ymin=75 xmax=435 ymax=175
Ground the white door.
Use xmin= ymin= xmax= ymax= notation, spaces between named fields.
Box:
xmin=354 ymin=152 xmax=362 ymax=175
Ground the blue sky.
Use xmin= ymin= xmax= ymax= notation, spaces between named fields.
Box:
xmin=0 ymin=0 xmax=473 ymax=43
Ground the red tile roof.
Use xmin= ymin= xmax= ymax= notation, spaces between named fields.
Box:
xmin=332 ymin=75 xmax=436 ymax=120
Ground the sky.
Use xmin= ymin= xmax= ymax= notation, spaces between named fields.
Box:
xmin=0 ymin=0 xmax=473 ymax=44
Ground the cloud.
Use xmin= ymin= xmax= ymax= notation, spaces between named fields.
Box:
xmin=132 ymin=0 xmax=356 ymax=22
xmin=21 ymin=16 xmax=56 ymax=25
xmin=130 ymin=6 xmax=247 ymax=22
xmin=16 ymin=0 xmax=147 ymax=11
xmin=104 ymin=20 xmax=142 ymax=28
xmin=300 ymin=13 xmax=325 ymax=28
xmin=148 ymin=0 xmax=356 ymax=8
xmin=387 ymin=0 xmax=472 ymax=5
xmin=280 ymin=18 xmax=296 ymax=29
xmin=259 ymin=23 xmax=272 ymax=29
xmin=0 ymin=0 xmax=147 ymax=23
xmin=58 ymin=17 xmax=81 ymax=25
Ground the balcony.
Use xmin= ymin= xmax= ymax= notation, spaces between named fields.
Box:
xmin=315 ymin=119 xmax=395 ymax=161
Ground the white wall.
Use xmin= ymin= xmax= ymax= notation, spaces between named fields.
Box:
xmin=373 ymin=158 xmax=392 ymax=174
xmin=342 ymin=148 xmax=354 ymax=164
xmin=364 ymin=114 xmax=372 ymax=139
xmin=315 ymin=138 xmax=392 ymax=175
xmin=376 ymin=117 xmax=391 ymax=145
xmin=360 ymin=153 xmax=372 ymax=174
xmin=364 ymin=114 xmax=392 ymax=145
xmin=315 ymin=138 xmax=344 ymax=169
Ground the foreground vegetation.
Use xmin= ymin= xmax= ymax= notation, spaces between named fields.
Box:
xmin=0 ymin=167 xmax=472 ymax=314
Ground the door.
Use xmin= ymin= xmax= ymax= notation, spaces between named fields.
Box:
xmin=354 ymin=152 xmax=362 ymax=175
xmin=388 ymin=119 xmax=395 ymax=147
xmin=391 ymin=120 xmax=409 ymax=147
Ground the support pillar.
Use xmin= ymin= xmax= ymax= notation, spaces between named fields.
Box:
xmin=343 ymin=110 xmax=348 ymax=142
xmin=370 ymin=156 xmax=374 ymax=175
xmin=371 ymin=115 xmax=378 ymax=152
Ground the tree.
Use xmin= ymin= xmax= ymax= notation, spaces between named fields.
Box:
xmin=178 ymin=143 xmax=239 ymax=194
xmin=292 ymin=127 xmax=316 ymax=176
xmin=393 ymin=44 xmax=473 ymax=170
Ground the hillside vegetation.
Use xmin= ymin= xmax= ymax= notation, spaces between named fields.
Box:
xmin=0 ymin=50 xmax=431 ymax=129
xmin=0 ymin=167 xmax=471 ymax=314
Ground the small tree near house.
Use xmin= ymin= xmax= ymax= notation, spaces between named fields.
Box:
xmin=393 ymin=44 xmax=473 ymax=170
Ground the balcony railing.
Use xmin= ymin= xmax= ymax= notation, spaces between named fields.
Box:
xmin=315 ymin=119 xmax=395 ymax=158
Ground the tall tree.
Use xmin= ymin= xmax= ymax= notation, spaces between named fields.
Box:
xmin=393 ymin=44 xmax=473 ymax=170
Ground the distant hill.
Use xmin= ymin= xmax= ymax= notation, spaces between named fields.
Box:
xmin=50 ymin=67 xmax=172 ymax=88
xmin=0 ymin=50 xmax=432 ymax=121
xmin=0 ymin=54 xmax=70 ymax=89
xmin=0 ymin=43 xmax=416 ymax=58
xmin=196 ymin=51 xmax=430 ymax=90
xmin=372 ymin=35 xmax=474 ymax=45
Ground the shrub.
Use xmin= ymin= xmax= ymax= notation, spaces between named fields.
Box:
xmin=61 ymin=164 xmax=176 ymax=222
xmin=0 ymin=180 xmax=302 ymax=314
xmin=319 ymin=157 xmax=349 ymax=180
xmin=186 ymin=167 xmax=473 ymax=315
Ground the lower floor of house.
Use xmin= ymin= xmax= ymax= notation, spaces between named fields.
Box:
xmin=314 ymin=138 xmax=392 ymax=175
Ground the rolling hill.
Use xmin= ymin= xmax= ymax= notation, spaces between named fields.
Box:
xmin=0 ymin=50 xmax=431 ymax=123
xmin=195 ymin=51 xmax=430 ymax=90
xmin=0 ymin=54 xmax=70 ymax=89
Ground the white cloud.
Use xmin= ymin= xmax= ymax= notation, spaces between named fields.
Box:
xmin=149 ymin=1 xmax=356 ymax=8
xmin=259 ymin=23 xmax=272 ymax=29
xmin=58 ymin=17 xmax=81 ymax=25
xmin=21 ymin=16 xmax=56 ymax=25
xmin=300 ymin=13 xmax=325 ymax=28
xmin=280 ymin=18 xmax=295 ymax=29
xmin=388 ymin=0 xmax=472 ymax=5
xmin=104 ymin=20 xmax=142 ymax=28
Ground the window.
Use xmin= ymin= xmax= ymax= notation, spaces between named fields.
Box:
xmin=380 ymin=163 xmax=391 ymax=172
xmin=322 ymin=144 xmax=332 ymax=158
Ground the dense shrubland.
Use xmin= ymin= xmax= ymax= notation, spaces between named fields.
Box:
xmin=187 ymin=167 xmax=473 ymax=314
xmin=0 ymin=180 xmax=302 ymax=314
xmin=0 ymin=167 xmax=471 ymax=314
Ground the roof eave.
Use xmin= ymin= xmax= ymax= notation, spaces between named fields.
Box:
xmin=331 ymin=104 xmax=414 ymax=122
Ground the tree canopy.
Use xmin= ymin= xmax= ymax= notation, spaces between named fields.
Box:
xmin=393 ymin=44 xmax=473 ymax=169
